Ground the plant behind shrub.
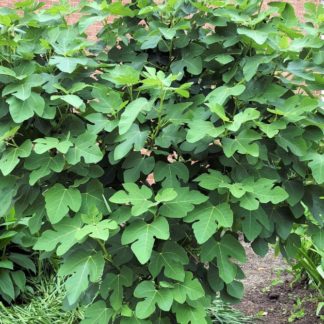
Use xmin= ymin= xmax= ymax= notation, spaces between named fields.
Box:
xmin=0 ymin=0 xmax=323 ymax=323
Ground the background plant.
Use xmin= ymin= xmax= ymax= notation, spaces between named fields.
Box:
xmin=0 ymin=0 xmax=323 ymax=323
xmin=287 ymin=215 xmax=324 ymax=294
xmin=208 ymin=297 xmax=254 ymax=324
xmin=0 ymin=276 xmax=84 ymax=324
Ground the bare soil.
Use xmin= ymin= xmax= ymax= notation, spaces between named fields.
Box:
xmin=236 ymin=244 xmax=321 ymax=324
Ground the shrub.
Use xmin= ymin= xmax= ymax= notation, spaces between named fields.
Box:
xmin=0 ymin=0 xmax=323 ymax=323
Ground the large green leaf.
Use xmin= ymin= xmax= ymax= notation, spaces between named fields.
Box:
xmin=206 ymin=84 xmax=246 ymax=106
xmin=80 ymin=180 xmax=107 ymax=214
xmin=24 ymin=152 xmax=65 ymax=185
xmin=122 ymin=153 xmax=155 ymax=182
xmin=0 ymin=140 xmax=32 ymax=176
xmin=172 ymin=301 xmax=207 ymax=324
xmin=7 ymin=92 xmax=45 ymax=123
xmin=159 ymin=188 xmax=208 ymax=218
xmin=201 ymin=234 xmax=246 ymax=283
xmin=34 ymin=215 xmax=82 ymax=256
xmin=66 ymin=131 xmax=103 ymax=164
xmin=223 ymin=178 xmax=289 ymax=211
xmin=227 ymin=108 xmax=260 ymax=132
xmin=58 ymin=250 xmax=105 ymax=304
xmin=0 ymin=271 xmax=15 ymax=300
xmin=307 ymin=153 xmax=324 ymax=184
xmin=49 ymin=56 xmax=94 ymax=73
xmin=222 ymin=129 xmax=261 ymax=157
xmin=44 ymin=184 xmax=82 ymax=224
xmin=0 ymin=175 xmax=17 ymax=217
xmin=113 ymin=124 xmax=149 ymax=160
xmin=3 ymin=75 xmax=44 ymax=101
xmin=102 ymin=65 xmax=140 ymax=86
xmin=237 ymin=27 xmax=268 ymax=45
xmin=90 ymin=85 xmax=123 ymax=114
xmin=172 ymin=272 xmax=205 ymax=303
xmin=154 ymin=161 xmax=189 ymax=188
xmin=186 ymin=121 xmax=225 ymax=143
xmin=33 ymin=137 xmax=72 ymax=154
xmin=171 ymin=44 xmax=204 ymax=75
xmin=81 ymin=301 xmax=114 ymax=324
xmin=121 ymin=217 xmax=170 ymax=264
xmin=185 ymin=202 xmax=234 ymax=244
xmin=51 ymin=94 xmax=85 ymax=110
xmin=100 ymin=266 xmax=133 ymax=311
xmin=76 ymin=218 xmax=118 ymax=242
xmin=149 ymin=241 xmax=188 ymax=281
xmin=134 ymin=281 xmax=173 ymax=319
xmin=275 ymin=126 xmax=308 ymax=156
xmin=110 ymin=183 xmax=154 ymax=216
xmin=119 ymin=98 xmax=151 ymax=135
xmin=195 ymin=170 xmax=230 ymax=190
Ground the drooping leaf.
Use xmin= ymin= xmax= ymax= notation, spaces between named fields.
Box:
xmin=237 ymin=27 xmax=268 ymax=45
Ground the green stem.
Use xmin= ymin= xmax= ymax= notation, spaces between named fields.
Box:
xmin=151 ymin=90 xmax=167 ymax=142
xmin=257 ymin=0 xmax=264 ymax=16
xmin=128 ymin=85 xmax=133 ymax=101
xmin=97 ymin=239 xmax=113 ymax=263
xmin=37 ymin=256 xmax=43 ymax=277
xmin=102 ymin=194 xmax=112 ymax=214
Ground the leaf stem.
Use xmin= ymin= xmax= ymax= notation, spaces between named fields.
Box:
xmin=96 ymin=239 xmax=112 ymax=262
xmin=150 ymin=89 xmax=167 ymax=142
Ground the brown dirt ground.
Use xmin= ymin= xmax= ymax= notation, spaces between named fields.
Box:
xmin=235 ymin=244 xmax=322 ymax=324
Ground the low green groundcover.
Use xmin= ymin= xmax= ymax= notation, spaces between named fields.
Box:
xmin=0 ymin=0 xmax=323 ymax=323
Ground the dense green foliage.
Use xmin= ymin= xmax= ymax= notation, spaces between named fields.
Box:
xmin=0 ymin=0 xmax=323 ymax=323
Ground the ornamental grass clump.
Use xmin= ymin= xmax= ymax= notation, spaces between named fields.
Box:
xmin=0 ymin=0 xmax=323 ymax=323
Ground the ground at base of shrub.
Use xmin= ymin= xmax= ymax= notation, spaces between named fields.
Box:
xmin=236 ymin=245 xmax=322 ymax=324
